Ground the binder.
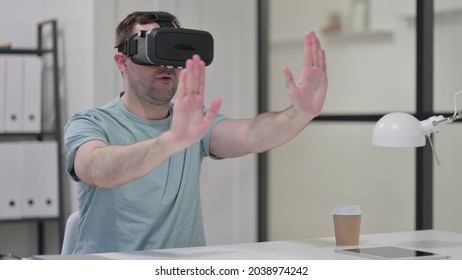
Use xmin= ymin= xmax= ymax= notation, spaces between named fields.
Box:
xmin=0 ymin=57 xmax=5 ymax=133
xmin=0 ymin=141 xmax=59 ymax=220
xmin=35 ymin=141 xmax=59 ymax=218
xmin=20 ymin=141 xmax=58 ymax=218
xmin=21 ymin=142 xmax=42 ymax=218
xmin=22 ymin=56 xmax=42 ymax=133
xmin=4 ymin=57 xmax=24 ymax=132
xmin=0 ymin=143 xmax=22 ymax=220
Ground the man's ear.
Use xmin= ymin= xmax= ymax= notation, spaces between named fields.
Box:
xmin=114 ymin=52 xmax=128 ymax=73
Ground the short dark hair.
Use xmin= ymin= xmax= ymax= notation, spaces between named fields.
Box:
xmin=115 ymin=11 xmax=181 ymax=47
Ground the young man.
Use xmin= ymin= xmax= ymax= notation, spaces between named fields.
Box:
xmin=64 ymin=11 xmax=327 ymax=254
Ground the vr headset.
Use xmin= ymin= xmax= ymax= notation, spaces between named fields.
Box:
xmin=117 ymin=12 xmax=214 ymax=68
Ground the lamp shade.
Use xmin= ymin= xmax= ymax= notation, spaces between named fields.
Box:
xmin=372 ymin=112 xmax=426 ymax=147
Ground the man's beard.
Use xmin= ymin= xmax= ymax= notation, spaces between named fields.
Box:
xmin=145 ymin=86 xmax=176 ymax=105
xmin=131 ymin=71 xmax=178 ymax=105
xmin=150 ymin=68 xmax=178 ymax=104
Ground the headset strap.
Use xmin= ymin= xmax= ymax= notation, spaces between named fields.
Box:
xmin=117 ymin=12 xmax=176 ymax=54
xmin=117 ymin=39 xmax=137 ymax=55
xmin=153 ymin=12 xmax=177 ymax=28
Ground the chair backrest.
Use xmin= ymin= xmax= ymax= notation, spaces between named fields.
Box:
xmin=61 ymin=211 xmax=79 ymax=255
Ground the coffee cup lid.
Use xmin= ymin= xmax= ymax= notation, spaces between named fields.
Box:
xmin=332 ymin=205 xmax=362 ymax=215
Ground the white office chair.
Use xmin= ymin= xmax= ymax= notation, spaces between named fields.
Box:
xmin=61 ymin=211 xmax=79 ymax=255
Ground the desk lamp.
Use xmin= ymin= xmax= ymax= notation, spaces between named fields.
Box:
xmin=372 ymin=91 xmax=462 ymax=162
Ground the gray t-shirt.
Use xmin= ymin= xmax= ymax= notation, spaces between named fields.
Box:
xmin=64 ymin=97 xmax=227 ymax=254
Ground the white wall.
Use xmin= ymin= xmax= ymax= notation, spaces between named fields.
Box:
xmin=0 ymin=0 xmax=257 ymax=257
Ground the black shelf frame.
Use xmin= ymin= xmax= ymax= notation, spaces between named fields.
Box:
xmin=0 ymin=19 xmax=64 ymax=255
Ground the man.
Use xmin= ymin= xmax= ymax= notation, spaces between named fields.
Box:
xmin=64 ymin=11 xmax=327 ymax=254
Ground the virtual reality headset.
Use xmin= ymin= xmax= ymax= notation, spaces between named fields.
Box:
xmin=116 ymin=12 xmax=214 ymax=68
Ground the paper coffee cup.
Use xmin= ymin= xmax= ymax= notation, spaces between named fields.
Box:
xmin=332 ymin=205 xmax=362 ymax=246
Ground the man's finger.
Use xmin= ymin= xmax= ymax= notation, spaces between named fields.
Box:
xmin=282 ymin=66 xmax=296 ymax=92
xmin=204 ymin=97 xmax=222 ymax=123
xmin=177 ymin=67 xmax=188 ymax=98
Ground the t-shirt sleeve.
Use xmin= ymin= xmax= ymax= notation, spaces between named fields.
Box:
xmin=64 ymin=112 xmax=109 ymax=182
xmin=201 ymin=113 xmax=228 ymax=159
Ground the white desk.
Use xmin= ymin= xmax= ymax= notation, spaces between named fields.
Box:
xmin=34 ymin=230 xmax=462 ymax=260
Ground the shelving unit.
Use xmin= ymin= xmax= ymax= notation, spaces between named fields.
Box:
xmin=0 ymin=19 xmax=64 ymax=255
xmin=322 ymin=29 xmax=393 ymax=40
xmin=270 ymin=30 xmax=393 ymax=48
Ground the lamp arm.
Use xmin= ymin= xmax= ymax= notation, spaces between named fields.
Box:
xmin=446 ymin=113 xmax=462 ymax=123
xmin=417 ymin=91 xmax=462 ymax=165
xmin=420 ymin=111 xmax=462 ymax=137
xmin=420 ymin=115 xmax=448 ymax=166
xmin=453 ymin=91 xmax=462 ymax=117
xmin=420 ymin=115 xmax=446 ymax=136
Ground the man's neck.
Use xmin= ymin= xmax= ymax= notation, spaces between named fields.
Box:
xmin=120 ymin=92 xmax=170 ymax=120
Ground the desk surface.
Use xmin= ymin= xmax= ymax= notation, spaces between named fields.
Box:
xmin=35 ymin=230 xmax=462 ymax=260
